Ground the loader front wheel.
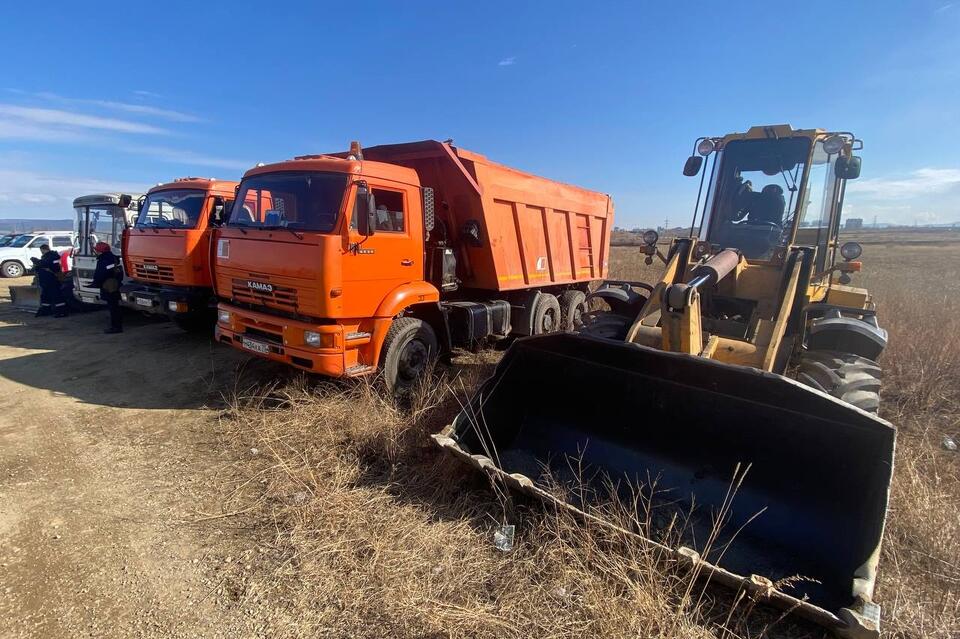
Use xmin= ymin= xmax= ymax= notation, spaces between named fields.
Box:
xmin=381 ymin=317 xmax=438 ymax=396
xmin=559 ymin=290 xmax=587 ymax=331
xmin=795 ymin=349 xmax=882 ymax=414
xmin=578 ymin=310 xmax=632 ymax=341
xmin=531 ymin=293 xmax=561 ymax=335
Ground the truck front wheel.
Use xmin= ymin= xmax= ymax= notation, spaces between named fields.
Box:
xmin=380 ymin=317 xmax=438 ymax=396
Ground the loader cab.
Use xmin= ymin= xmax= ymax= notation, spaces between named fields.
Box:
xmin=686 ymin=126 xmax=860 ymax=273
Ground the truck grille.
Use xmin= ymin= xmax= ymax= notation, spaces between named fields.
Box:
xmin=231 ymin=278 xmax=299 ymax=313
xmin=134 ymin=262 xmax=175 ymax=283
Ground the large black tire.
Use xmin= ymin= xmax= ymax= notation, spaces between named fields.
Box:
xmin=578 ymin=309 xmax=633 ymax=341
xmin=380 ymin=317 xmax=438 ymax=395
xmin=558 ymin=289 xmax=587 ymax=332
xmin=795 ymin=349 xmax=882 ymax=414
xmin=531 ymin=293 xmax=561 ymax=335
xmin=2 ymin=261 xmax=25 ymax=278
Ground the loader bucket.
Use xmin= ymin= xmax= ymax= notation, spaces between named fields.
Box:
xmin=434 ymin=333 xmax=895 ymax=635
xmin=9 ymin=284 xmax=41 ymax=312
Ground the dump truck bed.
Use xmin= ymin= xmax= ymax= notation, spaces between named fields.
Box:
xmin=361 ymin=141 xmax=613 ymax=292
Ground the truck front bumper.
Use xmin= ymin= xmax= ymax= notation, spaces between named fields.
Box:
xmin=214 ymin=302 xmax=376 ymax=378
xmin=120 ymin=283 xmax=213 ymax=319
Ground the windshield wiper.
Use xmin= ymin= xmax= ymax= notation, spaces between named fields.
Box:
xmin=260 ymin=225 xmax=303 ymax=240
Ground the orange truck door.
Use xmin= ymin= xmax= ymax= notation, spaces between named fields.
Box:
xmin=341 ymin=183 xmax=420 ymax=318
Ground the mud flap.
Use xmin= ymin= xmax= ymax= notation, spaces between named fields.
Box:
xmin=9 ymin=285 xmax=41 ymax=311
xmin=434 ymin=333 xmax=894 ymax=637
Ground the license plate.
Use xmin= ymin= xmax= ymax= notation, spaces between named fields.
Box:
xmin=241 ymin=337 xmax=270 ymax=354
xmin=135 ymin=297 xmax=153 ymax=307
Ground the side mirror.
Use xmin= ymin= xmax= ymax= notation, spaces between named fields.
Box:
xmin=683 ymin=155 xmax=703 ymax=177
xmin=835 ymin=155 xmax=862 ymax=180
xmin=355 ymin=183 xmax=376 ymax=236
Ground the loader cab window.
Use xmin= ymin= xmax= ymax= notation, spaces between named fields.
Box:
xmin=136 ymin=189 xmax=206 ymax=230
xmin=228 ymin=171 xmax=348 ymax=233
xmin=705 ymin=137 xmax=811 ymax=260
xmin=795 ymin=139 xmax=840 ymax=272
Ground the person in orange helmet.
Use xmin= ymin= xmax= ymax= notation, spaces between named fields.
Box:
xmin=89 ymin=241 xmax=123 ymax=333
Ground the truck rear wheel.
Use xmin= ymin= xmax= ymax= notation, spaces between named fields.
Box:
xmin=380 ymin=317 xmax=438 ymax=395
xmin=795 ymin=349 xmax=882 ymax=414
xmin=2 ymin=261 xmax=25 ymax=278
xmin=559 ymin=290 xmax=587 ymax=331
xmin=531 ymin=293 xmax=561 ymax=335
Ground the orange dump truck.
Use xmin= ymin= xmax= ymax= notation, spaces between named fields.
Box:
xmin=214 ymin=140 xmax=612 ymax=390
xmin=122 ymin=178 xmax=238 ymax=330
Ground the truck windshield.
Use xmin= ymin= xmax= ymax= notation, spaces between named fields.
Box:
xmin=705 ymin=137 xmax=811 ymax=260
xmin=228 ymin=171 xmax=347 ymax=233
xmin=136 ymin=189 xmax=206 ymax=229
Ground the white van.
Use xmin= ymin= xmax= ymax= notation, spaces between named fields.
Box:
xmin=0 ymin=231 xmax=76 ymax=278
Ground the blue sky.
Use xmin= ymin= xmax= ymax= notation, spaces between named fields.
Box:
xmin=1 ymin=1 xmax=958 ymax=227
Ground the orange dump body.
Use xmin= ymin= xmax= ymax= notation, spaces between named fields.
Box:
xmin=359 ymin=141 xmax=612 ymax=290
xmin=214 ymin=140 xmax=613 ymax=377
xmin=121 ymin=178 xmax=238 ymax=322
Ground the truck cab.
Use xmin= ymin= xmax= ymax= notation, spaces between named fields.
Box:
xmin=72 ymin=193 xmax=141 ymax=305
xmin=214 ymin=140 xmax=613 ymax=392
xmin=121 ymin=177 xmax=238 ymax=329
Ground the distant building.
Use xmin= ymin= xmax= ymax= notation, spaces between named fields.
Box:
xmin=845 ymin=218 xmax=864 ymax=230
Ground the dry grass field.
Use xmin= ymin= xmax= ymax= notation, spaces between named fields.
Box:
xmin=218 ymin=236 xmax=960 ymax=638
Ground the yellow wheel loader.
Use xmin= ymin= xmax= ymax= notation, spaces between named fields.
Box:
xmin=434 ymin=125 xmax=894 ymax=638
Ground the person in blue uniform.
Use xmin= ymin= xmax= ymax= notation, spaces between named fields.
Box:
xmin=31 ymin=244 xmax=68 ymax=317
xmin=90 ymin=241 xmax=123 ymax=333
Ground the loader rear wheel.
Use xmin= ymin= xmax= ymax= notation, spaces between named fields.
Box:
xmin=381 ymin=317 xmax=438 ymax=396
xmin=795 ymin=349 xmax=882 ymax=414
xmin=531 ymin=293 xmax=561 ymax=335
xmin=2 ymin=261 xmax=25 ymax=278
xmin=559 ymin=290 xmax=587 ymax=331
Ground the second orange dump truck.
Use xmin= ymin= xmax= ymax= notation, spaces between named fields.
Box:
xmin=214 ymin=140 xmax=613 ymax=391
xmin=122 ymin=178 xmax=238 ymax=330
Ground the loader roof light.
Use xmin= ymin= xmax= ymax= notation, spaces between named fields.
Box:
xmin=697 ymin=138 xmax=716 ymax=156
xmin=840 ymin=241 xmax=862 ymax=260
xmin=642 ymin=229 xmax=659 ymax=246
xmin=823 ymin=134 xmax=846 ymax=155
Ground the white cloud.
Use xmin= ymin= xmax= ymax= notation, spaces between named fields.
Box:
xmin=935 ymin=3 xmax=954 ymax=13
xmin=0 ymin=119 xmax=94 ymax=143
xmin=847 ymin=167 xmax=960 ymax=200
xmin=19 ymin=91 xmax=201 ymax=123
xmin=119 ymin=144 xmax=251 ymax=172
xmin=133 ymin=90 xmax=163 ymax=98
xmin=0 ymin=168 xmax=148 ymax=216
xmin=498 ymin=56 xmax=517 ymax=66
xmin=0 ymin=104 xmax=168 ymax=135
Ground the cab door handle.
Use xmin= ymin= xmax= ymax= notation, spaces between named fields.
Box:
xmin=400 ymin=259 xmax=414 ymax=266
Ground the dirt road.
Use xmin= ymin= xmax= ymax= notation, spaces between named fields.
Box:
xmin=0 ymin=279 xmax=271 ymax=638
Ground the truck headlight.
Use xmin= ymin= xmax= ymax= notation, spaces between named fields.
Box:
xmin=304 ymin=331 xmax=322 ymax=346
xmin=218 ymin=309 xmax=231 ymax=324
